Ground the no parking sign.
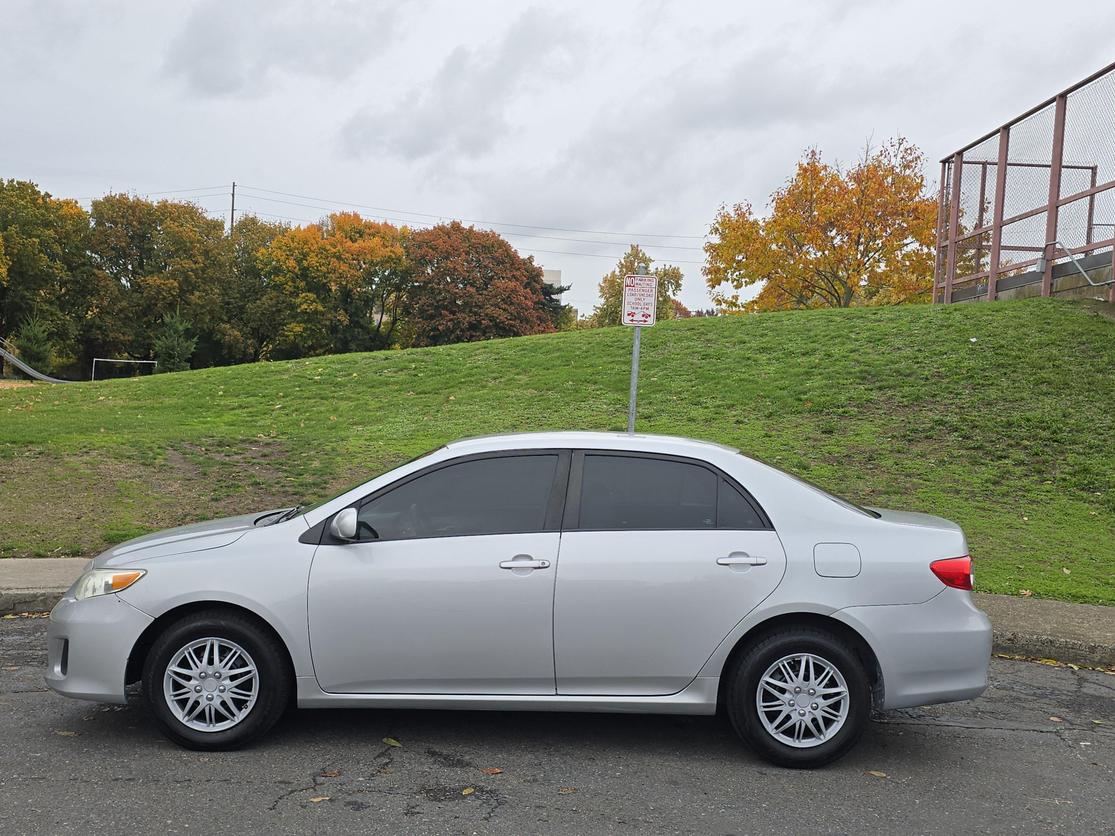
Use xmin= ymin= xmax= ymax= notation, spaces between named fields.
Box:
xmin=621 ymin=274 xmax=658 ymax=326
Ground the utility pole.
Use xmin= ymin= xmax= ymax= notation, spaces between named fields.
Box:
xmin=229 ymin=181 xmax=236 ymax=236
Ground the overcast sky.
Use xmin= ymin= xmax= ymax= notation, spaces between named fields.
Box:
xmin=4 ymin=0 xmax=1114 ymax=313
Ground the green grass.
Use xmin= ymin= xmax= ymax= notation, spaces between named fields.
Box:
xmin=1 ymin=298 xmax=1113 ymax=604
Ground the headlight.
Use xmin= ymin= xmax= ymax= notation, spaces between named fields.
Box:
xmin=72 ymin=569 xmax=146 ymax=601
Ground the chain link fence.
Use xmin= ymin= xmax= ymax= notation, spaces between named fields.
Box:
xmin=935 ymin=62 xmax=1115 ymax=303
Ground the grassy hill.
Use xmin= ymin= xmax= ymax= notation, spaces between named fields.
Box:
xmin=1 ymin=298 xmax=1113 ymax=605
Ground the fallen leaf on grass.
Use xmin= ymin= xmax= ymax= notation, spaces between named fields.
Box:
xmin=866 ymin=770 xmax=887 ymax=778
xmin=309 ymin=796 xmax=330 ymax=803
xmin=1061 ymin=567 xmax=1071 ymax=575
xmin=461 ymin=787 xmax=475 ymax=796
xmin=382 ymin=737 xmax=401 ymax=747
xmin=1019 ymin=589 xmax=1033 ymax=597
xmin=479 ymin=767 xmax=503 ymax=776
xmin=558 ymin=787 xmax=577 ymax=794
xmin=320 ymin=769 xmax=341 ymax=778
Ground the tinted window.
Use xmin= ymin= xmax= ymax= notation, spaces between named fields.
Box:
xmin=717 ymin=479 xmax=765 ymax=529
xmin=578 ymin=455 xmax=717 ymax=530
xmin=357 ymin=455 xmax=558 ymax=540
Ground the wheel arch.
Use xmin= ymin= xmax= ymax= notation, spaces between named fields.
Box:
xmin=715 ymin=612 xmax=884 ymax=710
xmin=125 ymin=600 xmax=296 ymax=690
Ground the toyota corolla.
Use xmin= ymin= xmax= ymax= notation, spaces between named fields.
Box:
xmin=46 ymin=432 xmax=991 ymax=768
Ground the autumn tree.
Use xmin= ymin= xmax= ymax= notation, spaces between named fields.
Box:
xmin=254 ymin=213 xmax=413 ymax=359
xmin=704 ymin=138 xmax=936 ymax=311
xmin=589 ymin=245 xmax=683 ymax=326
xmin=404 ymin=221 xmax=554 ymax=347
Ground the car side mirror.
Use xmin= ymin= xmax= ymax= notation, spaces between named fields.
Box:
xmin=329 ymin=507 xmax=358 ymax=542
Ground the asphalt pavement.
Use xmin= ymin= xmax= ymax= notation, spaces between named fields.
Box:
xmin=1 ymin=617 xmax=1112 ymax=835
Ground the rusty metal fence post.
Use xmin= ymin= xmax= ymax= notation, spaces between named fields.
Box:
xmin=1041 ymin=94 xmax=1068 ymax=296
xmin=944 ymin=152 xmax=963 ymax=304
xmin=986 ymin=127 xmax=1010 ymax=301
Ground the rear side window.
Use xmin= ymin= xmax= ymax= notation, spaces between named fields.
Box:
xmin=578 ymin=455 xmax=717 ymax=530
xmin=717 ymin=479 xmax=765 ymax=529
xmin=357 ymin=454 xmax=558 ymax=540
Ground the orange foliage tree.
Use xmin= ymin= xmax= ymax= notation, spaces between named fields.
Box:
xmin=704 ymin=138 xmax=936 ymax=311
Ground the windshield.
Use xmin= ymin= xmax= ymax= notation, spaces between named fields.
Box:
xmin=749 ymin=455 xmax=881 ymax=518
xmin=295 ymin=444 xmax=449 ymax=517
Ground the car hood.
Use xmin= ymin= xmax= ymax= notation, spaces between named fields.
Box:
xmin=93 ymin=510 xmax=286 ymax=568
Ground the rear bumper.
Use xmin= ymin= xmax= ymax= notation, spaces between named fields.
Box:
xmin=45 ymin=594 xmax=153 ymax=704
xmin=835 ymin=588 xmax=992 ymax=710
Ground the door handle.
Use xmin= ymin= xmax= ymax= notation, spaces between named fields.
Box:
xmin=717 ymin=553 xmax=767 ymax=566
xmin=499 ymin=556 xmax=550 ymax=570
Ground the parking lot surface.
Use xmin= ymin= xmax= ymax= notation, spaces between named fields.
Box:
xmin=1 ymin=617 xmax=1112 ymax=834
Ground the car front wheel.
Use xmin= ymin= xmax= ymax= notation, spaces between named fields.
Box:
xmin=726 ymin=628 xmax=870 ymax=768
xmin=142 ymin=610 xmax=291 ymax=750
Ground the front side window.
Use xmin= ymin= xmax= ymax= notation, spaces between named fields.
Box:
xmin=356 ymin=454 xmax=558 ymax=541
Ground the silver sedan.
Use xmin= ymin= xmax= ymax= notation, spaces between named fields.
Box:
xmin=46 ymin=432 xmax=991 ymax=768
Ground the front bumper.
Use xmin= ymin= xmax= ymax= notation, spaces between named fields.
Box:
xmin=45 ymin=594 xmax=153 ymax=704
xmin=836 ymin=587 xmax=992 ymax=710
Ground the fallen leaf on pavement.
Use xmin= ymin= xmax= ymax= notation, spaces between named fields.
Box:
xmin=1049 ymin=716 xmax=1063 ymax=722
xmin=558 ymin=787 xmax=577 ymax=794
xmin=461 ymin=787 xmax=475 ymax=796
xmin=309 ymin=796 xmax=330 ymax=803
xmin=54 ymin=730 xmax=79 ymax=737
xmin=480 ymin=767 xmax=503 ymax=776
xmin=382 ymin=737 xmax=401 ymax=747
xmin=866 ymin=770 xmax=887 ymax=778
xmin=320 ymin=769 xmax=341 ymax=778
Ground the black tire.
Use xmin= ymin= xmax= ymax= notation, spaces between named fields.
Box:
xmin=725 ymin=627 xmax=870 ymax=768
xmin=142 ymin=609 xmax=292 ymax=751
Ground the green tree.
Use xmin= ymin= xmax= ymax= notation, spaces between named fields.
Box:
xmin=152 ymin=312 xmax=197 ymax=372
xmin=13 ymin=315 xmax=53 ymax=377
xmin=589 ymin=245 xmax=684 ymax=327
xmin=541 ymin=281 xmax=576 ymax=330
xmin=404 ymin=222 xmax=554 ymax=347
xmin=0 ymin=180 xmax=95 ymax=376
xmin=88 ymin=194 xmax=229 ymax=364
xmin=215 ymin=215 xmax=290 ymax=363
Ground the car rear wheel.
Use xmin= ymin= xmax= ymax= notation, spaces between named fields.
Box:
xmin=142 ymin=610 xmax=291 ymax=750
xmin=725 ymin=627 xmax=870 ymax=768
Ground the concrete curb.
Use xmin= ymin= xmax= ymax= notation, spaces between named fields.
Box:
xmin=0 ymin=589 xmax=69 ymax=617
xmin=1 ymin=562 xmax=1112 ymax=670
xmin=991 ymin=629 xmax=1114 ymax=669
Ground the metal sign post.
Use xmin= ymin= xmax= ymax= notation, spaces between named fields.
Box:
xmin=621 ymin=268 xmax=658 ymax=433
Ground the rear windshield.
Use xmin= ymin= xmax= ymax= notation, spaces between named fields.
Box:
xmin=749 ymin=456 xmax=881 ymax=519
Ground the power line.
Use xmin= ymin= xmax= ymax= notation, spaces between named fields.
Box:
xmin=76 ymin=184 xmax=229 ymax=200
xmin=202 ymin=206 xmax=706 ymax=266
xmin=239 ymin=183 xmax=707 ymax=240
xmin=233 ymin=191 xmax=705 ymax=252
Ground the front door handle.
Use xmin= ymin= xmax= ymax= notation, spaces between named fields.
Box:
xmin=717 ymin=553 xmax=767 ymax=566
xmin=499 ymin=556 xmax=551 ymax=570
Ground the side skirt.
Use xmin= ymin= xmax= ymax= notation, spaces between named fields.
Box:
xmin=295 ymin=675 xmax=720 ymax=715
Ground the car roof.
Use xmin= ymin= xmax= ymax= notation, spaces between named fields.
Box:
xmin=443 ymin=431 xmax=740 ymax=456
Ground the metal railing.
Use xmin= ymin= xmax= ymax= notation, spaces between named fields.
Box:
xmin=934 ymin=61 xmax=1115 ymax=304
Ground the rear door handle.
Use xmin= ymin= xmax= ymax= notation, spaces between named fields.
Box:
xmin=499 ymin=556 xmax=550 ymax=570
xmin=717 ymin=553 xmax=767 ymax=566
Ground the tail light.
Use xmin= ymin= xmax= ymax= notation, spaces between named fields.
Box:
xmin=931 ymin=555 xmax=973 ymax=591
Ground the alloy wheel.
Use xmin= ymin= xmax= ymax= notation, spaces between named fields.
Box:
xmin=163 ymin=637 xmax=260 ymax=732
xmin=755 ymin=652 xmax=850 ymax=748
